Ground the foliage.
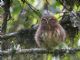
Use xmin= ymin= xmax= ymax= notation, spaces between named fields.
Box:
xmin=0 ymin=0 xmax=80 ymax=60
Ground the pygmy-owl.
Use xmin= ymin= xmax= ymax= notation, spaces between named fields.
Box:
xmin=35 ymin=14 xmax=66 ymax=49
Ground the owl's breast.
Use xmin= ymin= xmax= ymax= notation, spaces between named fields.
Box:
xmin=40 ymin=30 xmax=61 ymax=48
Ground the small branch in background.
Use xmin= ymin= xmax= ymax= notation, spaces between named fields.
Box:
xmin=21 ymin=0 xmax=42 ymax=18
xmin=1 ymin=0 xmax=12 ymax=33
xmin=2 ymin=12 xmax=8 ymax=33
xmin=0 ymin=32 xmax=17 ymax=39
xmin=0 ymin=28 xmax=36 ymax=39
xmin=56 ymin=0 xmax=75 ymax=11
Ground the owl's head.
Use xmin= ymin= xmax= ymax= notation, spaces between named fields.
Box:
xmin=41 ymin=15 xmax=57 ymax=25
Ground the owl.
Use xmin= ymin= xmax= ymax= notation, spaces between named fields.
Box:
xmin=35 ymin=15 xmax=66 ymax=49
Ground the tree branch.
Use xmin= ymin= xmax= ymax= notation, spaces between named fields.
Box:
xmin=0 ymin=48 xmax=80 ymax=55
xmin=0 ymin=29 xmax=36 ymax=39
xmin=0 ymin=32 xmax=17 ymax=39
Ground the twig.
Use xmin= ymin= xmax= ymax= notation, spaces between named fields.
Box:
xmin=25 ymin=0 xmax=41 ymax=18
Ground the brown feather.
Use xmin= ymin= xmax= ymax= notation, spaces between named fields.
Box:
xmin=35 ymin=16 xmax=66 ymax=49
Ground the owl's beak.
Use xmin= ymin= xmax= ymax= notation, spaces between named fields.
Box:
xmin=45 ymin=19 xmax=49 ymax=24
xmin=47 ymin=21 xmax=48 ymax=24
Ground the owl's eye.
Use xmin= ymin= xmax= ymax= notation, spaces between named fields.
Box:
xmin=41 ymin=18 xmax=48 ymax=23
xmin=48 ymin=17 xmax=56 ymax=23
xmin=42 ymin=18 xmax=47 ymax=21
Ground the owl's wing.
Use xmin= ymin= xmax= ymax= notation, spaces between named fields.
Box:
xmin=34 ymin=25 xmax=43 ymax=47
xmin=56 ymin=23 xmax=66 ymax=41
